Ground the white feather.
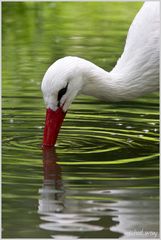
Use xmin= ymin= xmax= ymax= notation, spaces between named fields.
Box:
xmin=41 ymin=2 xmax=159 ymax=111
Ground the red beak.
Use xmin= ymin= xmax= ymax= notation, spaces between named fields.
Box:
xmin=43 ymin=107 xmax=66 ymax=147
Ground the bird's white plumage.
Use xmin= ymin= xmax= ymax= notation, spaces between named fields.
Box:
xmin=113 ymin=2 xmax=160 ymax=70
xmin=41 ymin=2 xmax=159 ymax=112
xmin=110 ymin=1 xmax=159 ymax=99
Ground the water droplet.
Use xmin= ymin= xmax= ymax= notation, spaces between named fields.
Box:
xmin=117 ymin=123 xmax=123 ymax=126
xmin=143 ymin=129 xmax=149 ymax=133
xmin=127 ymin=138 xmax=133 ymax=143
xmin=153 ymin=128 xmax=158 ymax=132
xmin=9 ymin=119 xmax=14 ymax=123
xmin=110 ymin=133 xmax=116 ymax=136
xmin=36 ymin=126 xmax=43 ymax=129
xmin=138 ymin=134 xmax=144 ymax=138
xmin=126 ymin=126 xmax=133 ymax=129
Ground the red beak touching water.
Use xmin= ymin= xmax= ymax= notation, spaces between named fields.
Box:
xmin=43 ymin=107 xmax=66 ymax=147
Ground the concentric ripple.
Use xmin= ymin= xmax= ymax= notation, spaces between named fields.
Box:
xmin=2 ymin=124 xmax=159 ymax=151
xmin=3 ymin=100 xmax=159 ymax=166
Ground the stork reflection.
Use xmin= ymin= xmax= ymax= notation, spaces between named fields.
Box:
xmin=38 ymin=148 xmax=106 ymax=235
xmin=38 ymin=149 xmax=159 ymax=238
xmin=38 ymin=148 xmax=64 ymax=215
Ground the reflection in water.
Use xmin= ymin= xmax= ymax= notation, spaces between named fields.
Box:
xmin=38 ymin=148 xmax=105 ymax=236
xmin=38 ymin=148 xmax=64 ymax=215
xmin=38 ymin=149 xmax=159 ymax=239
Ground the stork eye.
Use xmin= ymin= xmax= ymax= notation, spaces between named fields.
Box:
xmin=57 ymin=83 xmax=68 ymax=106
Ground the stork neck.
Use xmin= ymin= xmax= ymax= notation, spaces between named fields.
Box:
xmin=81 ymin=63 xmax=117 ymax=102
xmin=80 ymin=59 xmax=158 ymax=102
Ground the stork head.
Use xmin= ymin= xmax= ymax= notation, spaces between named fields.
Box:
xmin=41 ymin=56 xmax=84 ymax=147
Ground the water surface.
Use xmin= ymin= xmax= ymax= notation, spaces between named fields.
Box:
xmin=2 ymin=2 xmax=159 ymax=239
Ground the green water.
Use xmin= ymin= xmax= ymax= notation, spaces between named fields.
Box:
xmin=2 ymin=2 xmax=159 ymax=239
